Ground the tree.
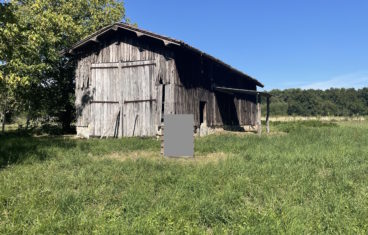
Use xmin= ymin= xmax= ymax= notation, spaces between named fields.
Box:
xmin=0 ymin=0 xmax=128 ymax=132
xmin=0 ymin=2 xmax=21 ymax=133
xmin=266 ymin=88 xmax=368 ymax=117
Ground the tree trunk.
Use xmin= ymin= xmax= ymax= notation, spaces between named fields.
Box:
xmin=26 ymin=115 xmax=30 ymax=129
xmin=26 ymin=103 xmax=31 ymax=130
xmin=1 ymin=108 xmax=6 ymax=133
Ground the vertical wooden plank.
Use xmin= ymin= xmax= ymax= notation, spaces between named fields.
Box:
xmin=97 ymin=69 xmax=102 ymax=136
xmin=103 ymin=69 xmax=107 ymax=136
xmin=166 ymin=84 xmax=173 ymax=115
xmin=93 ymin=68 xmax=97 ymax=136
xmin=103 ymin=68 xmax=107 ymax=136
xmin=100 ymin=69 xmax=104 ymax=136
xmin=90 ymin=68 xmax=95 ymax=136
xmin=119 ymin=101 xmax=123 ymax=138
xmin=141 ymin=65 xmax=145 ymax=136
xmin=118 ymin=62 xmax=123 ymax=138
xmin=113 ymin=68 xmax=118 ymax=136
xmin=157 ymin=84 xmax=162 ymax=125
xmin=107 ymin=69 xmax=112 ymax=137
xmin=128 ymin=38 xmax=132 ymax=61
xmin=122 ymin=67 xmax=127 ymax=136
xmin=133 ymin=66 xmax=139 ymax=135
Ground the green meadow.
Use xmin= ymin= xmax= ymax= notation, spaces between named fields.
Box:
xmin=1 ymin=120 xmax=367 ymax=234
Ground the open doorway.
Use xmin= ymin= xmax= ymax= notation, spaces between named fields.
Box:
xmin=199 ymin=101 xmax=207 ymax=125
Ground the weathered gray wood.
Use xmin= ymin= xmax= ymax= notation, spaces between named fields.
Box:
xmin=121 ymin=63 xmax=157 ymax=137
xmin=118 ymin=101 xmax=123 ymax=138
xmin=156 ymin=85 xmax=163 ymax=125
xmin=91 ymin=63 xmax=119 ymax=69
xmin=124 ymin=99 xmax=156 ymax=104
xmin=75 ymin=29 xmax=263 ymax=138
xmin=118 ymin=59 xmax=123 ymax=139
xmin=100 ymin=107 xmax=120 ymax=139
xmin=91 ymin=101 xmax=119 ymax=104
xmin=88 ymin=67 xmax=120 ymax=137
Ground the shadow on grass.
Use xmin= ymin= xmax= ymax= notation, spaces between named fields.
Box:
xmin=0 ymin=131 xmax=77 ymax=169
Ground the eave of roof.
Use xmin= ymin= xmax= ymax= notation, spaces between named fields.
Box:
xmin=65 ymin=22 xmax=264 ymax=87
xmin=214 ymin=86 xmax=271 ymax=97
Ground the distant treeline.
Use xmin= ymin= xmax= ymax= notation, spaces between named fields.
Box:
xmin=263 ymin=88 xmax=368 ymax=116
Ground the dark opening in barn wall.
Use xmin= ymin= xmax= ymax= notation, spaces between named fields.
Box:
xmin=215 ymin=92 xmax=240 ymax=127
xmin=167 ymin=46 xmax=259 ymax=128
xmin=199 ymin=101 xmax=207 ymax=125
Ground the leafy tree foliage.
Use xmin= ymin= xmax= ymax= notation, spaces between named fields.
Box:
xmin=0 ymin=0 xmax=128 ymax=132
xmin=265 ymin=88 xmax=368 ymax=116
xmin=0 ymin=2 xmax=19 ymax=132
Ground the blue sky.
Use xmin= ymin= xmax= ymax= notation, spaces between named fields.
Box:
xmin=1 ymin=0 xmax=367 ymax=90
xmin=125 ymin=0 xmax=368 ymax=90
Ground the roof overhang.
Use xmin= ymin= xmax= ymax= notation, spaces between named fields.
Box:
xmin=63 ymin=23 xmax=264 ymax=88
xmin=214 ymin=86 xmax=271 ymax=97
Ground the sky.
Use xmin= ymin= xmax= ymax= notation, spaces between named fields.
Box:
xmin=125 ymin=0 xmax=368 ymax=90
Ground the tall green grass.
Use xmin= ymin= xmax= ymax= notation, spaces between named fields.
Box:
xmin=1 ymin=121 xmax=368 ymax=233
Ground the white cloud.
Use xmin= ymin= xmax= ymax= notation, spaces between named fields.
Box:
xmin=301 ymin=71 xmax=368 ymax=90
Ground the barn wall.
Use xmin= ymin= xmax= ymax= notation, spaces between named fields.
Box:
xmin=75 ymin=31 xmax=177 ymax=137
xmin=75 ymin=29 xmax=259 ymax=137
xmin=171 ymin=49 xmax=258 ymax=127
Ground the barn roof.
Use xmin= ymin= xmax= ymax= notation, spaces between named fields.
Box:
xmin=66 ymin=23 xmax=264 ymax=87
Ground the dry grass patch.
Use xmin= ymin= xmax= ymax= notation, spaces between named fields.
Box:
xmin=92 ymin=150 xmax=233 ymax=165
xmin=168 ymin=152 xmax=233 ymax=165
xmin=209 ymin=129 xmax=287 ymax=137
xmin=267 ymin=116 xmax=365 ymax=122
xmin=92 ymin=150 xmax=161 ymax=162
xmin=318 ymin=167 xmax=332 ymax=179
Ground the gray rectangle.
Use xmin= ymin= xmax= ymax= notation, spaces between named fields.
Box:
xmin=164 ymin=114 xmax=194 ymax=157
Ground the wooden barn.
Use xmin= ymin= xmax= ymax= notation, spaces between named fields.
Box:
xmin=66 ymin=23 xmax=270 ymax=138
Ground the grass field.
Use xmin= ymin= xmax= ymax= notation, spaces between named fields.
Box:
xmin=1 ymin=120 xmax=368 ymax=234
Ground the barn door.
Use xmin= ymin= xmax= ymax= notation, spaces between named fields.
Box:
xmin=90 ymin=64 xmax=121 ymax=137
xmin=122 ymin=60 xmax=157 ymax=137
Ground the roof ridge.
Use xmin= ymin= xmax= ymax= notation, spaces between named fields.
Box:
xmin=66 ymin=22 xmax=264 ymax=87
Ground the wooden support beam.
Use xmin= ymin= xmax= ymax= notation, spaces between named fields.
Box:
xmin=118 ymin=101 xmax=123 ymax=138
xmin=124 ymin=98 xmax=156 ymax=104
xmin=90 ymin=100 xmax=119 ymax=104
xmin=118 ymin=61 xmax=123 ymax=138
xmin=257 ymin=94 xmax=262 ymax=135
xmin=266 ymin=96 xmax=270 ymax=134
xmin=100 ymin=108 xmax=120 ymax=139
xmin=214 ymin=86 xmax=271 ymax=97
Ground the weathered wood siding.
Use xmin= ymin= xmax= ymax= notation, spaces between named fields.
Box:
xmin=90 ymin=67 xmax=120 ymax=137
xmin=172 ymin=49 xmax=258 ymax=127
xmin=121 ymin=61 xmax=157 ymax=136
xmin=75 ymin=30 xmax=259 ymax=138
xmin=75 ymin=32 xmax=176 ymax=137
